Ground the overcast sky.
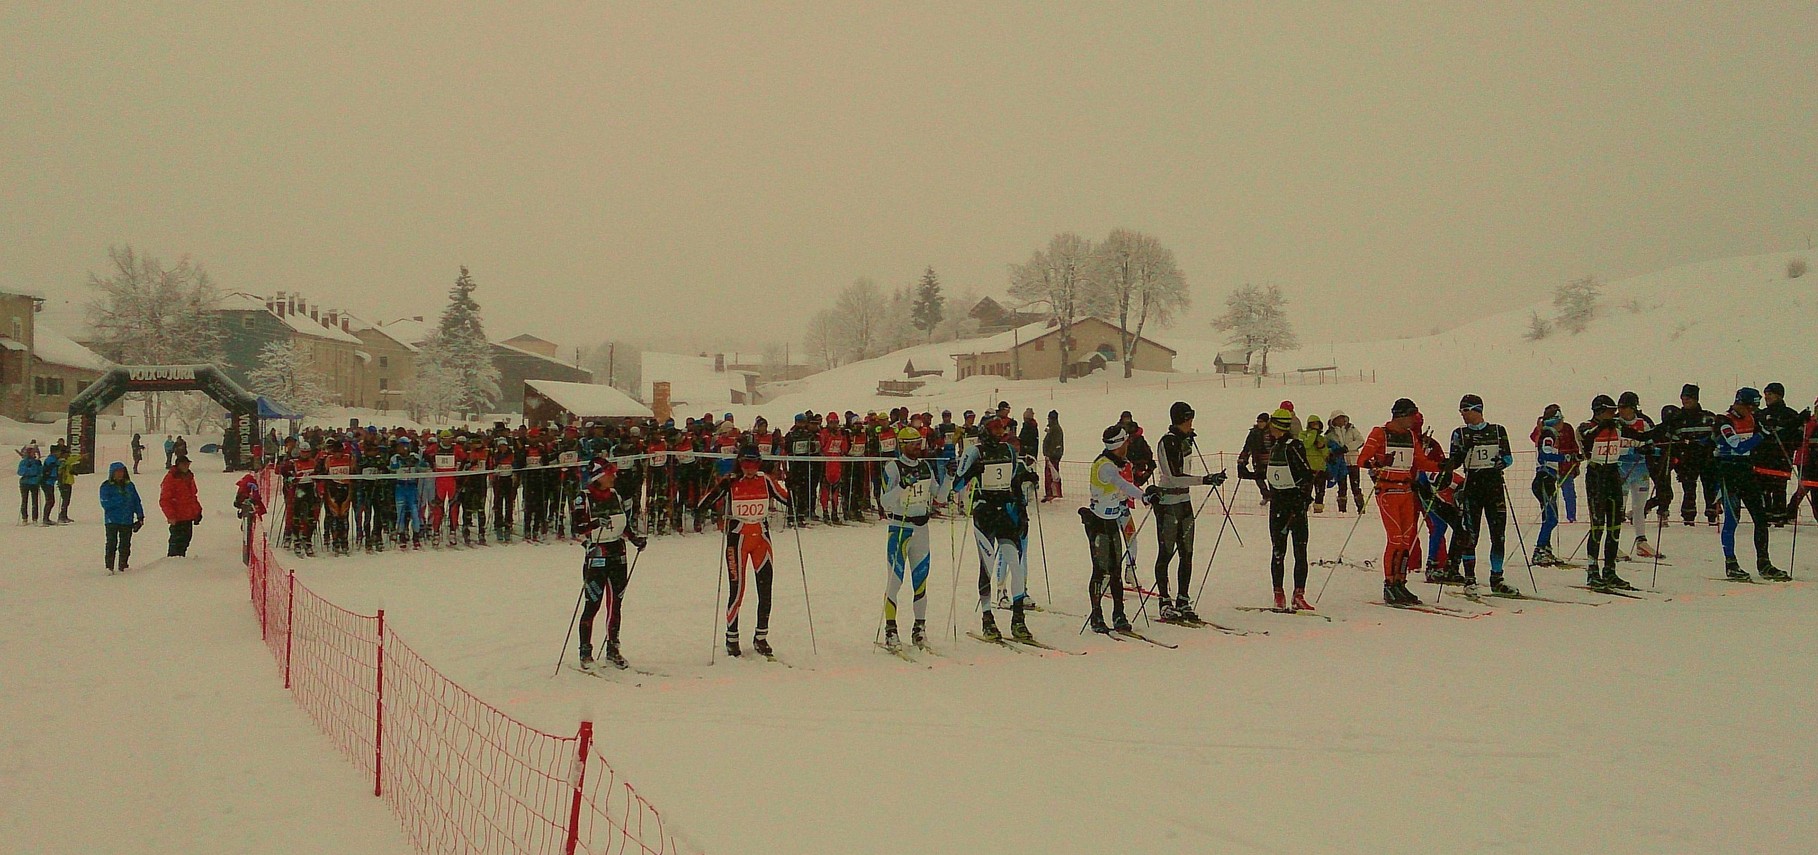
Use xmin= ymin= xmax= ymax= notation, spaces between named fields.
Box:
xmin=3 ymin=2 xmax=1813 ymax=357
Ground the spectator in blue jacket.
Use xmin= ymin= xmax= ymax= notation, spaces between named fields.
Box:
xmin=39 ymin=443 xmax=61 ymax=525
xmin=98 ymin=461 xmax=147 ymax=573
xmin=17 ymin=440 xmax=45 ymax=524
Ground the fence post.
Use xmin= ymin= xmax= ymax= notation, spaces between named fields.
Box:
xmin=374 ymin=608 xmax=385 ymax=798
xmin=564 ymin=721 xmax=595 ymax=855
xmin=283 ymin=570 xmax=296 ymax=690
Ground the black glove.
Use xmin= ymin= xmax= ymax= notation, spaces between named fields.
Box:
xmin=629 ymin=534 xmax=648 ymax=550
xmin=1142 ymin=486 xmax=1161 ymax=506
xmin=194 ymin=513 xmax=202 ymax=525
xmin=132 ymin=519 xmax=144 ymax=532
xmin=1237 ymin=464 xmax=1253 ymax=479
xmin=1202 ymin=472 xmax=1228 ymax=487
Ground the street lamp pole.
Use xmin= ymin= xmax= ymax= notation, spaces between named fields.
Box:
xmin=1010 ymin=298 xmax=1053 ymax=381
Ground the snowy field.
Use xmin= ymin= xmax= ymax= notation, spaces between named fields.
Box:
xmin=4 ymin=251 xmax=1815 ymax=853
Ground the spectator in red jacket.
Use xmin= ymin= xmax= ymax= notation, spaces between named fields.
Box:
xmin=160 ymin=455 xmax=203 ymax=557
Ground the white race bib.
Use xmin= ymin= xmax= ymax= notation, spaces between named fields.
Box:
xmin=732 ymin=498 xmax=768 ymax=523
xmin=980 ymin=461 xmax=1014 ymax=491
xmin=792 ymin=441 xmax=811 ymax=456
xmin=677 ymin=451 xmax=695 ymax=464
xmin=650 ymin=451 xmax=668 ymax=465
xmin=435 ymin=454 xmax=455 ymax=469
xmin=527 ymin=454 xmax=542 ymax=467
xmin=1464 ymin=444 xmax=1500 ymax=470
xmin=1383 ymin=446 xmax=1414 ymax=472
xmin=587 ymin=513 xmax=627 ymax=544
xmin=902 ymin=479 xmax=930 ymax=514
xmin=494 ymin=464 xmax=512 ymax=475
xmin=329 ymin=465 xmax=351 ymax=477
xmin=879 ymin=437 xmax=897 ymax=453
xmin=1266 ymin=462 xmax=1297 ymax=490
xmin=559 ymin=451 xmax=579 ymax=466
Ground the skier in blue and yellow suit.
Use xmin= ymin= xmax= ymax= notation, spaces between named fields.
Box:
xmin=880 ymin=426 xmax=949 ymax=651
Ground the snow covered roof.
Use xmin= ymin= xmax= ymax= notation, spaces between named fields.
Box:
xmin=376 ymin=317 xmax=434 ymax=347
xmin=642 ymin=351 xmax=748 ymax=407
xmin=346 ymin=316 xmax=420 ymax=352
xmin=32 ymin=323 xmax=111 ymax=371
xmin=948 ymin=321 xmax=1054 ymax=356
xmin=219 ymin=292 xmax=363 ymax=344
xmin=1215 ymin=349 xmax=1252 ymax=364
xmin=494 ymin=339 xmax=580 ymax=369
xmin=525 ymin=379 xmax=652 ymax=419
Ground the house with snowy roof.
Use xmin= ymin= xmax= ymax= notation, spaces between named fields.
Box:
xmin=214 ymin=292 xmax=369 ymax=407
xmin=949 ymin=316 xmax=1175 ymax=381
xmin=0 ymin=289 xmax=119 ymax=422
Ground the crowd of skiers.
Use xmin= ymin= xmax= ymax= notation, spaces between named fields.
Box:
xmin=241 ymin=381 xmax=1816 ymax=672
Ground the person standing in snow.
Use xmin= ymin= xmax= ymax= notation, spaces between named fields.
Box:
xmin=1713 ymin=387 xmax=1786 ymax=581
xmin=17 ymin=440 xmax=45 ymax=524
xmin=1357 ymin=398 xmax=1441 ymax=605
xmin=1081 ymin=424 xmax=1150 ymax=634
xmin=877 ymin=427 xmax=949 ymax=650
xmin=162 ymin=435 xmax=174 ymax=470
xmin=696 ymin=445 xmax=792 ymax=658
xmin=234 ymin=471 xmax=265 ymax=565
xmin=571 ymin=457 xmax=647 ymax=670
xmin=1150 ymin=402 xmax=1227 ymax=622
xmin=1041 ymin=410 xmax=1065 ymax=502
xmin=1787 ymin=395 xmax=1818 ymax=524
xmin=1262 ymin=408 xmax=1316 ymax=611
xmin=1446 ymin=394 xmax=1518 ymax=596
xmin=1237 ymin=413 xmax=1274 ymax=506
xmin=39 ymin=442 xmax=61 ymax=525
xmin=99 ymin=461 xmax=146 ymax=573
xmin=1664 ymin=384 xmax=1719 ymax=525
xmin=955 ymin=417 xmax=1038 ymax=640
xmin=1299 ymin=415 xmax=1330 ymax=513
xmin=1577 ymin=395 xmax=1649 ymax=590
xmin=56 ymin=444 xmax=80 ymax=524
xmin=1324 ymin=410 xmax=1366 ymax=513
xmin=1753 ymin=382 xmax=1806 ymax=525
xmin=1529 ymin=404 xmax=1570 ymax=566
xmin=130 ymin=433 xmax=145 ymax=474
xmin=1615 ymin=391 xmax=1663 ymax=560
xmin=159 ymin=455 xmax=203 ymax=557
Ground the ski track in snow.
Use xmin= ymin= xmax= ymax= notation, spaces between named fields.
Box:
xmin=7 ymin=251 xmax=1817 ymax=853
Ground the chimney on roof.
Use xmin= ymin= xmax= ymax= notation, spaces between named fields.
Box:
xmin=342 ymin=317 xmax=351 ymax=333
xmin=714 ymin=353 xmax=725 ymax=373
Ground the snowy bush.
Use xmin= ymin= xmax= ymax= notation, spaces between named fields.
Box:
xmin=1791 ymin=258 xmax=1808 ymax=279
xmin=1523 ymin=310 xmax=1553 ymax=341
xmin=1552 ymin=276 xmax=1600 ymax=334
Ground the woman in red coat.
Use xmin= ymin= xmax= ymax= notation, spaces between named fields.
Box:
xmin=159 ymin=455 xmax=203 ymax=557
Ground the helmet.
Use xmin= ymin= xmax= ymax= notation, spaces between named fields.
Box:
xmin=1170 ymin=401 xmax=1195 ymax=424
xmin=1618 ymin=391 xmax=1640 ymax=408
xmin=1591 ymin=394 xmax=1617 ymax=412
xmin=1735 ymin=387 xmax=1762 ymax=407
xmin=896 ymin=426 xmax=923 ymax=445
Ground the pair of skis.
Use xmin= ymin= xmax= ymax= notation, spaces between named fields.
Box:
xmin=964 ymin=632 xmax=1089 ymax=655
xmin=1234 ymin=606 xmax=1333 ymax=623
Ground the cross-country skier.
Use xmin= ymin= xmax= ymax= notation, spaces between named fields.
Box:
xmin=878 ymin=427 xmax=949 ymax=650
xmin=389 ymin=437 xmax=425 ymax=550
xmin=1529 ymin=404 xmax=1570 ymax=565
xmin=1714 ymin=387 xmax=1786 ymax=580
xmin=1754 ymin=382 xmax=1806 ymax=525
xmin=1613 ymin=392 xmax=1662 ymax=559
xmin=1081 ymin=424 xmax=1151 ymax=633
xmin=572 ymin=457 xmax=647 ymax=670
xmin=1788 ymin=395 xmax=1818 ymax=524
xmin=1665 ymin=384 xmax=1720 ymax=525
xmin=1041 ymin=410 xmax=1064 ymax=501
xmin=1262 ymin=408 xmax=1316 ymax=610
xmin=1357 ymin=398 xmax=1442 ymax=604
xmin=1446 ymin=394 xmax=1518 ymax=596
xmin=1150 ymin=402 xmax=1227 ymax=621
xmin=955 ymin=417 xmax=1039 ymax=640
xmin=1577 ymin=395 xmax=1650 ymax=590
xmin=696 ymin=445 xmax=792 ymax=657
xmin=489 ymin=437 xmax=518 ymax=543
xmin=458 ymin=435 xmax=489 ymax=546
xmin=316 ymin=437 xmax=356 ymax=556
xmin=1238 ymin=413 xmax=1274 ymax=506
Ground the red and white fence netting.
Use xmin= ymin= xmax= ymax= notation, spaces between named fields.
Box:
xmin=247 ymin=468 xmax=694 ymax=854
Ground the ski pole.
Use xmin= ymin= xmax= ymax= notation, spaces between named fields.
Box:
xmin=553 ymin=587 xmax=585 ymax=677
xmin=1195 ymin=448 xmax=1246 ymax=548
xmin=1191 ymin=482 xmax=1239 ymax=610
xmin=791 ymin=517 xmax=818 ymax=655
xmin=1032 ymin=490 xmax=1053 ymax=604
xmin=1502 ymin=482 xmax=1540 ymax=593
xmin=946 ymin=502 xmax=962 ymax=640
xmin=709 ymin=495 xmax=727 ymax=665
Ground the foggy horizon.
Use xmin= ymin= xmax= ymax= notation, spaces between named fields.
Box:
xmin=3 ymin=3 xmax=1813 ymax=356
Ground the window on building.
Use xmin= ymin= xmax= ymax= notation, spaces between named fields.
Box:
xmin=242 ymin=315 xmax=254 ymax=329
xmin=1034 ymin=339 xmax=1044 ymax=351
xmin=378 ymin=378 xmax=388 ymax=391
xmin=9 ymin=318 xmax=20 ymax=340
xmin=33 ymin=376 xmax=65 ymax=396
xmin=379 ymin=355 xmax=389 ymax=368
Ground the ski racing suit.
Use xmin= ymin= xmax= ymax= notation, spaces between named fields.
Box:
xmin=1618 ymin=412 xmax=1659 ymax=541
xmin=1448 ymin=421 xmax=1513 ymax=583
xmin=1714 ymin=407 xmax=1772 ymax=569
xmin=956 ymin=438 xmax=1037 ymax=611
xmin=1357 ymin=421 xmax=1441 ymax=585
xmin=1264 ymin=432 xmax=1315 ymax=594
xmin=1151 ymin=426 xmax=1214 ymax=605
xmin=389 ymin=451 xmax=424 ymax=547
xmin=1530 ymin=417 xmax=1568 ymax=555
xmin=697 ymin=471 xmax=791 ymax=649
xmin=1082 ymin=450 xmax=1147 ymax=626
xmin=1667 ymin=405 xmax=1720 ymax=524
xmin=573 ymin=482 xmax=644 ymax=659
xmin=878 ymin=453 xmax=946 ymax=628
xmin=1577 ymin=416 xmax=1650 ymax=580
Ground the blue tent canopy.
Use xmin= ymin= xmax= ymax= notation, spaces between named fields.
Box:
xmin=257 ymin=396 xmax=304 ymax=420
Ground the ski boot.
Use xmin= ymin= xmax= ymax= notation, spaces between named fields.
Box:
xmin=1531 ymin=545 xmax=1559 ymax=566
xmin=980 ymin=611 xmax=1002 ymax=642
xmin=1088 ymin=612 xmax=1112 ymax=634
xmin=1603 ymin=569 xmax=1637 ymax=591
xmin=911 ymin=620 xmax=929 ymax=649
xmin=1273 ymin=588 xmax=1288 ymax=610
xmin=1383 ymin=581 xmax=1405 ymax=604
xmin=1291 ymin=589 xmax=1314 ymax=611
xmin=1112 ymin=613 xmax=1133 ymax=633
xmin=578 ymin=645 xmax=595 ymax=670
xmin=1123 ymin=564 xmax=1140 ymax=588
xmin=1174 ymin=597 xmax=1200 ymax=622
xmin=883 ymin=620 xmax=901 ymax=649
xmin=725 ymin=635 xmax=742 ymax=657
xmin=1633 ymin=538 xmax=1662 ymax=559
xmin=1759 ymin=562 xmax=1791 ymax=582
xmin=1312 ymin=502 xmax=1325 ymax=514
xmin=603 ymin=642 xmax=627 ymax=670
xmin=1392 ymin=580 xmax=1423 ymax=605
xmin=1010 ymin=606 xmax=1033 ymax=642
xmin=752 ymin=636 xmax=774 ymax=658
xmin=1489 ymin=575 xmax=1521 ymax=596
xmin=1461 ymin=577 xmax=1481 ymax=598
xmin=1159 ymin=599 xmax=1182 ymax=621
xmin=1724 ymin=558 xmax=1750 ymax=581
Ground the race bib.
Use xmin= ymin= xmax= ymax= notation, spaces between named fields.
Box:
xmin=1590 ymin=439 xmax=1623 ymax=463
xmin=1383 ymin=446 xmax=1414 ymax=472
xmin=879 ymin=437 xmax=897 ymax=453
xmin=588 ymin=556 xmax=610 ymax=569
xmin=587 ymin=513 xmax=627 ymax=543
xmin=677 ymin=451 xmax=695 ymax=464
xmin=559 ymin=451 xmax=579 ymax=466
xmin=650 ymin=451 xmax=668 ymax=466
xmin=980 ymin=461 xmax=1014 ymax=491
xmin=1266 ymin=462 xmax=1297 ymax=490
xmin=1464 ymin=444 xmax=1500 ymax=470
xmin=732 ymin=498 xmax=769 ymax=523
xmin=361 ymin=467 xmax=379 ymax=476
xmin=902 ymin=479 xmax=930 ymax=512
xmin=527 ymin=455 xmax=542 ymax=467
xmin=329 ymin=465 xmax=351 ymax=477
xmin=435 ymin=454 xmax=455 ymax=469
xmin=494 ymin=464 xmax=512 ymax=475
xmin=792 ymin=441 xmax=811 ymax=456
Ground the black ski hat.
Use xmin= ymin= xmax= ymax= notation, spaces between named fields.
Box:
xmin=1592 ymin=394 xmax=1616 ymax=412
xmin=1170 ymin=401 xmax=1194 ymax=424
xmin=1660 ymin=404 xmax=1680 ymax=423
xmin=1764 ymin=382 xmax=1785 ymax=397
xmin=1391 ymin=398 xmax=1419 ymax=418
xmin=1618 ymin=391 xmax=1640 ymax=408
xmin=1681 ymin=384 xmax=1699 ymax=401
xmin=1458 ymin=394 xmax=1484 ymax=411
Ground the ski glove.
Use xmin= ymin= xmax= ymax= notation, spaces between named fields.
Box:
xmin=628 ymin=534 xmax=648 ymax=551
xmin=1202 ymin=472 xmax=1228 ymax=487
xmin=132 ymin=519 xmax=144 ymax=532
xmin=1142 ymin=486 xmax=1161 ymax=506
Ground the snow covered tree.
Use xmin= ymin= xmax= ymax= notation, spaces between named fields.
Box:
xmin=167 ymin=391 xmax=228 ymax=437
xmin=1088 ymin=229 xmax=1189 ymax=378
xmin=1552 ymin=275 xmax=1601 ymax=334
xmin=1211 ymin=283 xmax=1299 ymax=375
xmin=911 ymin=267 xmax=944 ymax=343
xmin=403 ymin=347 xmax=465 ymax=423
xmin=803 ymin=308 xmax=843 ymax=370
xmin=1523 ymin=310 xmax=1554 ymax=342
xmin=934 ymin=284 xmax=981 ymax=342
xmin=581 ymin=339 xmax=643 ymax=396
xmin=1009 ymin=232 xmax=1094 ymax=383
xmin=877 ymin=285 xmax=918 ymax=355
xmin=428 ymin=266 xmax=502 ymax=417
xmin=85 ymin=245 xmax=226 ymax=429
xmin=834 ymin=277 xmax=888 ymax=362
xmin=247 ymin=341 xmax=332 ymax=415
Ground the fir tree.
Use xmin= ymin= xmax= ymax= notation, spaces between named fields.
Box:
xmin=911 ymin=267 xmax=945 ymax=342
xmin=427 ymin=266 xmax=502 ymax=418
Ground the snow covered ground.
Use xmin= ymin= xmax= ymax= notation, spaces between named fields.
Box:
xmin=5 ymin=251 xmax=1814 ymax=853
